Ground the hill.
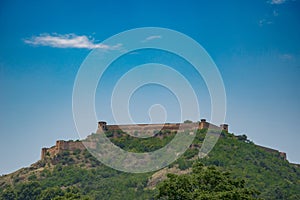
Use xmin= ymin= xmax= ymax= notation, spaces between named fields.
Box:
xmin=0 ymin=127 xmax=299 ymax=199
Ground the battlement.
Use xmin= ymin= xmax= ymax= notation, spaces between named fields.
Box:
xmin=97 ymin=119 xmax=229 ymax=133
xmin=41 ymin=119 xmax=227 ymax=160
xmin=41 ymin=140 xmax=85 ymax=160
xmin=40 ymin=120 xmax=288 ymax=163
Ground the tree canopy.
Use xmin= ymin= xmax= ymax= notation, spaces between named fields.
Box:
xmin=156 ymin=162 xmax=261 ymax=200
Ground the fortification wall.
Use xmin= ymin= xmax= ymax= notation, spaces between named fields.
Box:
xmin=100 ymin=121 xmax=226 ymax=133
xmin=41 ymin=121 xmax=287 ymax=162
xmin=105 ymin=124 xmax=181 ymax=132
xmin=256 ymin=145 xmax=287 ymax=160
xmin=41 ymin=140 xmax=86 ymax=160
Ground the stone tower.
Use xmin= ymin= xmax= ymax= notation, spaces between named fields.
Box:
xmin=220 ymin=124 xmax=229 ymax=132
xmin=98 ymin=121 xmax=107 ymax=131
xmin=41 ymin=148 xmax=48 ymax=160
xmin=199 ymin=119 xmax=209 ymax=129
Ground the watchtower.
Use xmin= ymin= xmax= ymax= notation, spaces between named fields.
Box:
xmin=41 ymin=148 xmax=48 ymax=160
xmin=98 ymin=121 xmax=107 ymax=131
xmin=199 ymin=119 xmax=209 ymax=129
xmin=220 ymin=124 xmax=229 ymax=132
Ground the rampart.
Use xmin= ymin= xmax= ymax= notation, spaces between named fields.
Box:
xmin=41 ymin=140 xmax=85 ymax=160
xmin=40 ymin=119 xmax=287 ymax=162
xmin=97 ymin=119 xmax=228 ymax=133
xmin=41 ymin=119 xmax=228 ymax=160
xmin=256 ymin=145 xmax=287 ymax=160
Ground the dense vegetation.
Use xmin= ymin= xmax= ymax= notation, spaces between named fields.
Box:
xmin=200 ymin=132 xmax=300 ymax=199
xmin=0 ymin=150 xmax=154 ymax=200
xmin=0 ymin=129 xmax=299 ymax=199
xmin=157 ymin=162 xmax=260 ymax=200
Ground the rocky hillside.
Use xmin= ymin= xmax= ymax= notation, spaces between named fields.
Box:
xmin=0 ymin=129 xmax=299 ymax=199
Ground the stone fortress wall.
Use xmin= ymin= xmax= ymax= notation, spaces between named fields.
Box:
xmin=97 ymin=119 xmax=228 ymax=133
xmin=40 ymin=119 xmax=287 ymax=161
xmin=41 ymin=140 xmax=85 ymax=160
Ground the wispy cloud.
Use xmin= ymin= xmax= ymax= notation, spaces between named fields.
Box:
xmin=260 ymin=0 xmax=287 ymax=26
xmin=268 ymin=0 xmax=287 ymax=5
xmin=259 ymin=19 xmax=273 ymax=26
xmin=280 ymin=53 xmax=294 ymax=61
xmin=24 ymin=33 xmax=122 ymax=50
xmin=142 ymin=35 xmax=162 ymax=43
xmin=273 ymin=10 xmax=279 ymax=16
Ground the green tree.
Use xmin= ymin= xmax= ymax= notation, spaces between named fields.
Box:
xmin=16 ymin=181 xmax=41 ymax=200
xmin=38 ymin=187 xmax=64 ymax=200
xmin=156 ymin=162 xmax=261 ymax=200
xmin=0 ymin=186 xmax=16 ymax=200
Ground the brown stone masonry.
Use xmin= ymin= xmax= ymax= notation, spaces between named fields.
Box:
xmin=40 ymin=120 xmax=288 ymax=162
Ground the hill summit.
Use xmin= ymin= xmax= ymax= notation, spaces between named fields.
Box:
xmin=0 ymin=120 xmax=299 ymax=199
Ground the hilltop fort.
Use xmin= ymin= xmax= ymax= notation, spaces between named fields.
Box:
xmin=96 ymin=119 xmax=228 ymax=133
xmin=40 ymin=119 xmax=287 ymax=161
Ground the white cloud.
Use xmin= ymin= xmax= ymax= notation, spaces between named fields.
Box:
xmin=142 ymin=35 xmax=162 ymax=42
xmin=268 ymin=0 xmax=287 ymax=5
xmin=280 ymin=53 xmax=294 ymax=60
xmin=24 ymin=33 xmax=122 ymax=50
xmin=259 ymin=19 xmax=273 ymax=26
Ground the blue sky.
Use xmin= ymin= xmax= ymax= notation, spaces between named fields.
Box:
xmin=0 ymin=0 xmax=299 ymax=175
